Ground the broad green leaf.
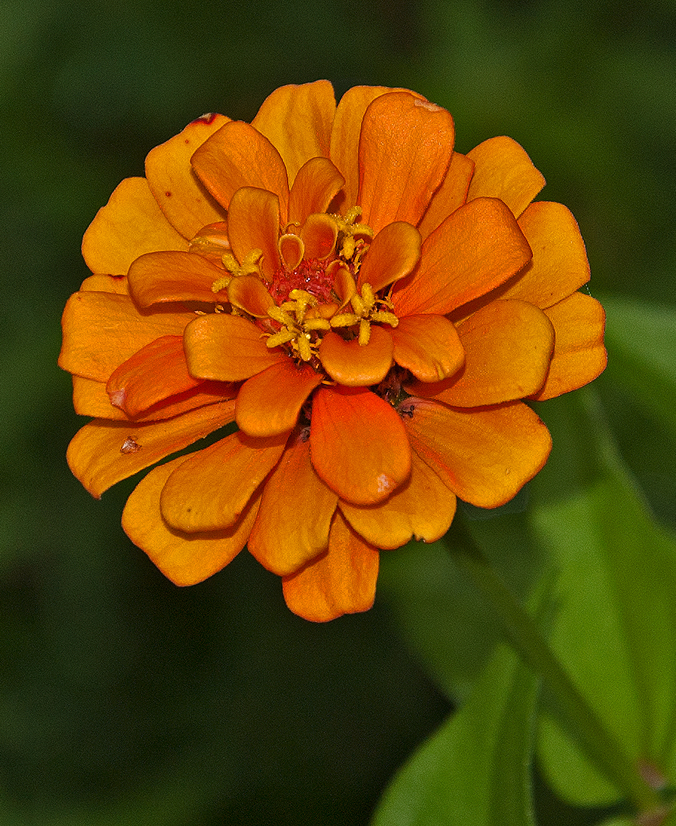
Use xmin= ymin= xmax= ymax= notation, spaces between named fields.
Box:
xmin=371 ymin=635 xmax=540 ymax=826
xmin=532 ymin=388 xmax=676 ymax=808
xmin=602 ymin=295 xmax=676 ymax=439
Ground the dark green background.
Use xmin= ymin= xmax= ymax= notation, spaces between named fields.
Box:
xmin=2 ymin=0 xmax=675 ymax=823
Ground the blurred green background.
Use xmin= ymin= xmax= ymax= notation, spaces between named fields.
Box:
xmin=2 ymin=0 xmax=675 ymax=823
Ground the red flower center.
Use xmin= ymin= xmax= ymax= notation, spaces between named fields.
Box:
xmin=269 ymin=258 xmax=335 ymax=305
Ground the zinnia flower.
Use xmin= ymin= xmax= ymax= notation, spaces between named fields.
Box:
xmin=59 ymin=81 xmax=606 ymax=621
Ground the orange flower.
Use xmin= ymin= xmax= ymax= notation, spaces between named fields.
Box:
xmin=59 ymin=81 xmax=606 ymax=621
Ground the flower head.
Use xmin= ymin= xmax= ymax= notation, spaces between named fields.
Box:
xmin=60 ymin=81 xmax=606 ymax=621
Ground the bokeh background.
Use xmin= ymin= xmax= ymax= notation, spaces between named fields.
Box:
xmin=2 ymin=0 xmax=675 ymax=823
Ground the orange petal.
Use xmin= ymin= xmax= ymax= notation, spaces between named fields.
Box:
xmin=190 ymin=120 xmax=289 ymax=220
xmin=466 ymin=136 xmax=546 ymax=217
xmin=227 ymin=187 xmax=281 ymax=281
xmin=530 ymin=293 xmax=607 ymax=401
xmin=247 ymin=431 xmax=338 ymax=575
xmin=121 ymin=453 xmax=258 ymax=586
xmin=309 ymin=385 xmax=411 ymax=504
xmin=279 ymin=233 xmax=305 ymax=271
xmin=80 ymin=274 xmax=128 ymax=294
xmin=282 ymin=510 xmax=379 ymax=622
xmin=288 ymin=157 xmax=345 ymax=225
xmin=412 ymin=300 xmax=555 ymax=406
xmin=127 ymin=250 xmax=228 ymax=308
xmin=300 ymin=213 xmax=338 ymax=260
xmin=319 ymin=326 xmax=393 ymax=386
xmin=73 ymin=375 xmax=236 ymax=422
xmin=330 ymin=86 xmax=422 ymax=212
xmin=403 ymin=398 xmax=552 ymax=508
xmin=160 ymin=430 xmax=287 ymax=532
xmin=227 ymin=274 xmax=274 ymax=317
xmin=183 ymin=313 xmax=284 ymax=382
xmin=418 ymin=151 xmax=475 ymax=240
xmin=236 ymin=358 xmax=323 ymax=436
xmin=340 ymin=447 xmax=456 ymax=549
xmin=106 ymin=335 xmax=202 ymax=417
xmin=236 ymin=360 xmax=322 ymax=437
xmin=59 ymin=291 xmax=194 ymax=381
xmin=251 ymin=80 xmax=336 ymax=184
xmin=392 ymin=198 xmax=532 ymax=317
xmin=391 ymin=313 xmax=464 ymax=382
xmin=357 ymin=92 xmax=454 ymax=233
xmin=145 ymin=113 xmax=230 ymax=239
xmin=66 ymin=399 xmax=236 ymax=498
xmin=357 ymin=221 xmax=421 ymax=292
xmin=82 ymin=177 xmax=188 ymax=275
xmin=504 ymin=201 xmax=591 ymax=308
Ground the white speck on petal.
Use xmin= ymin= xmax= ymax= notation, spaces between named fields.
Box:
xmin=377 ymin=473 xmax=394 ymax=494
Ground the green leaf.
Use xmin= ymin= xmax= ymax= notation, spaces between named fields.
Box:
xmin=602 ymin=295 xmax=676 ymax=439
xmin=371 ymin=634 xmax=540 ymax=826
xmin=532 ymin=388 xmax=676 ymax=808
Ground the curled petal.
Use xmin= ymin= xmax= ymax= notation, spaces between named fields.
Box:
xmin=82 ymin=177 xmax=187 ymax=275
xmin=236 ymin=360 xmax=323 ymax=437
xmin=227 ymin=274 xmax=274 ymax=317
xmin=282 ymin=510 xmax=379 ymax=622
xmin=300 ymin=214 xmax=338 ymax=260
xmin=404 ymin=398 xmax=552 ymax=508
xmin=128 ymin=251 xmax=228 ymax=308
xmin=310 ymin=385 xmax=411 ymax=505
xmin=411 ymin=300 xmax=555 ymax=406
xmin=248 ymin=432 xmax=339 ymax=575
xmin=340 ymin=448 xmax=456 ymax=549
xmin=122 ymin=454 xmax=259 ymax=586
xmin=227 ymin=187 xmax=281 ymax=281
xmin=66 ymin=399 xmax=236 ymax=498
xmin=145 ymin=113 xmax=230 ymax=239
xmin=357 ymin=221 xmax=421 ymax=293
xmin=358 ymin=92 xmax=455 ymax=233
xmin=191 ymin=120 xmax=289 ymax=220
xmin=289 ymin=157 xmax=345 ymax=226
xmin=279 ymin=233 xmax=304 ymax=271
xmin=467 ymin=136 xmax=545 ymax=217
xmin=160 ymin=430 xmax=287 ymax=532
xmin=319 ymin=326 xmax=394 ymax=387
xmin=530 ymin=293 xmax=607 ymax=401
xmin=59 ymin=291 xmax=193 ymax=381
xmin=418 ymin=151 xmax=475 ymax=240
xmin=106 ymin=335 xmax=202 ymax=417
xmin=392 ymin=198 xmax=532 ymax=317
xmin=252 ymin=80 xmax=336 ymax=184
xmin=184 ymin=313 xmax=285 ymax=382
xmin=391 ymin=314 xmax=464 ymax=382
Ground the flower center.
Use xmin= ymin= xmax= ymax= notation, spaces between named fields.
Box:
xmin=269 ymin=258 xmax=335 ymax=305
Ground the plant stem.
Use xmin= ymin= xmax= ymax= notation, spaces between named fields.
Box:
xmin=448 ymin=523 xmax=664 ymax=817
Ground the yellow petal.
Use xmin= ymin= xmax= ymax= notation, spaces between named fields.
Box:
xmin=319 ymin=326 xmax=394 ymax=387
xmin=411 ymin=299 xmax=555 ymax=406
xmin=247 ymin=432 xmax=338 ymax=575
xmin=191 ymin=120 xmax=289 ymax=221
xmin=82 ymin=177 xmax=187 ymax=275
xmin=530 ymin=293 xmax=607 ymax=401
xmin=59 ymin=291 xmax=194 ymax=381
xmin=357 ymin=221 xmax=421 ymax=293
xmin=467 ymin=136 xmax=546 ymax=217
xmin=309 ymin=385 xmax=411 ymax=505
xmin=183 ymin=313 xmax=285 ymax=382
xmin=358 ymin=92 xmax=454 ymax=233
xmin=392 ymin=198 xmax=532 ymax=317
xmin=251 ymin=80 xmax=336 ymax=184
xmin=282 ymin=510 xmax=379 ymax=622
xmin=127 ymin=250 xmax=228 ymax=308
xmin=66 ymin=399 xmax=236 ymax=498
xmin=340 ymin=447 xmax=456 ymax=549
xmin=160 ymin=430 xmax=288 ymax=532
xmin=236 ymin=360 xmax=323 ymax=437
xmin=391 ymin=313 xmax=464 ymax=382
xmin=404 ymin=398 xmax=552 ymax=508
xmin=145 ymin=113 xmax=230 ymax=239
xmin=121 ymin=454 xmax=258 ymax=586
